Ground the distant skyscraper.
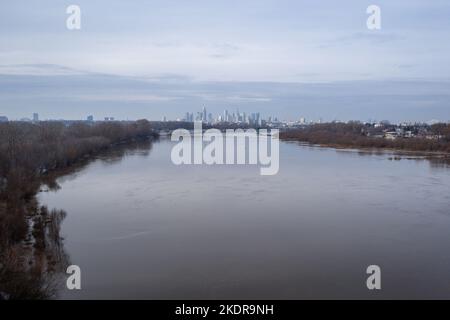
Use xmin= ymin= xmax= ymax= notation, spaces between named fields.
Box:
xmin=0 ymin=116 xmax=8 ymax=122
xmin=87 ymin=115 xmax=94 ymax=121
xmin=202 ymin=107 xmax=207 ymax=122
xmin=33 ymin=113 xmax=39 ymax=122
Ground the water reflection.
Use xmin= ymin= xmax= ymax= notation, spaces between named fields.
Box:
xmin=425 ymin=157 xmax=450 ymax=169
xmin=96 ymin=140 xmax=154 ymax=164
xmin=0 ymin=203 xmax=69 ymax=299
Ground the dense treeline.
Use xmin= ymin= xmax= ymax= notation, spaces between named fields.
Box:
xmin=0 ymin=120 xmax=156 ymax=199
xmin=149 ymin=121 xmax=194 ymax=131
xmin=280 ymin=122 xmax=450 ymax=153
xmin=0 ymin=120 xmax=156 ymax=299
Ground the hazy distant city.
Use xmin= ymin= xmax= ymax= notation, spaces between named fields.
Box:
xmin=1 ymin=107 xmax=448 ymax=142
xmin=2 ymin=106 xmax=448 ymax=126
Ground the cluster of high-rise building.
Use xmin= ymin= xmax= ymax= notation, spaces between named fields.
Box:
xmin=180 ymin=107 xmax=265 ymax=126
xmin=182 ymin=107 xmax=213 ymax=124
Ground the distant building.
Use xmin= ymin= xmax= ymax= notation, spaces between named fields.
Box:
xmin=33 ymin=113 xmax=39 ymax=122
xmin=184 ymin=112 xmax=194 ymax=122
xmin=87 ymin=115 xmax=94 ymax=121
xmin=202 ymin=107 xmax=207 ymax=122
xmin=0 ymin=116 xmax=8 ymax=122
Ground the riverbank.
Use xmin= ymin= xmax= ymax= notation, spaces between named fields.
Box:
xmin=280 ymin=123 xmax=450 ymax=156
xmin=0 ymin=120 xmax=158 ymax=299
xmin=282 ymin=139 xmax=450 ymax=158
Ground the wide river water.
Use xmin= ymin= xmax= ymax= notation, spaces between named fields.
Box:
xmin=38 ymin=138 xmax=450 ymax=299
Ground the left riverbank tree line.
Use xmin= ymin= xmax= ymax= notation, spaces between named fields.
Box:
xmin=0 ymin=120 xmax=156 ymax=299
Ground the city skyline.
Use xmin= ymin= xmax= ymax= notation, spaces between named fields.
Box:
xmin=2 ymin=108 xmax=447 ymax=127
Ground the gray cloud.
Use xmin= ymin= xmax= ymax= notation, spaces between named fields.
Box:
xmin=0 ymin=68 xmax=449 ymax=122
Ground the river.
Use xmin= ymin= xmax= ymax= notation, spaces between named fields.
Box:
xmin=38 ymin=138 xmax=450 ymax=299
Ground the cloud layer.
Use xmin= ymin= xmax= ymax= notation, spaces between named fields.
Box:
xmin=1 ymin=1 xmax=450 ymax=121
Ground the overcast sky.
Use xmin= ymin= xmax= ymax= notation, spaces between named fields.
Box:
xmin=1 ymin=0 xmax=450 ymax=122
